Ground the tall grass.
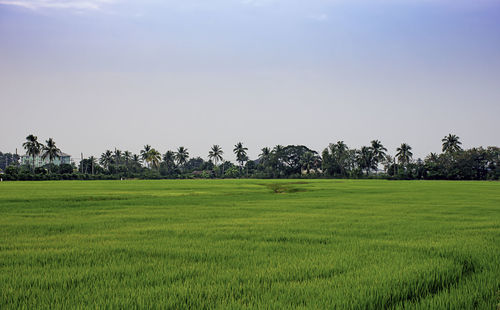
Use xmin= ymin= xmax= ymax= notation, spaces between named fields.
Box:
xmin=0 ymin=180 xmax=499 ymax=309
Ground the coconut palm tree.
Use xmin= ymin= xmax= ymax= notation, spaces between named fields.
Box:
xmin=132 ymin=154 xmax=142 ymax=166
xmin=23 ymin=134 xmax=43 ymax=172
xmin=370 ymin=140 xmax=387 ymax=174
xmin=371 ymin=140 xmax=386 ymax=160
xmin=163 ymin=150 xmax=176 ymax=173
xmin=336 ymin=141 xmax=348 ymax=152
xmin=259 ymin=147 xmax=271 ymax=159
xmin=382 ymin=154 xmax=394 ymax=173
xmin=442 ymin=134 xmax=462 ymax=153
xmin=114 ymin=149 xmax=122 ymax=161
xmin=259 ymin=147 xmax=271 ymax=167
xmin=208 ymin=145 xmax=224 ymax=175
xmin=148 ymin=148 xmax=162 ymax=170
xmin=41 ymin=138 xmax=61 ymax=173
xmin=327 ymin=141 xmax=350 ymax=176
xmin=175 ymin=147 xmax=189 ymax=168
xmin=208 ymin=145 xmax=224 ymax=165
xmin=300 ymin=152 xmax=315 ymax=174
xmin=114 ymin=149 xmax=122 ymax=169
xmin=163 ymin=151 xmax=175 ymax=165
xmin=357 ymin=146 xmax=376 ymax=175
xmin=140 ymin=145 xmax=152 ymax=168
xmin=123 ymin=151 xmax=132 ymax=167
xmin=427 ymin=152 xmax=439 ymax=162
xmin=233 ymin=142 xmax=248 ymax=174
xmin=396 ymin=143 xmax=413 ymax=166
xmin=271 ymin=145 xmax=285 ymax=177
xmin=100 ymin=150 xmax=113 ymax=171
xmin=273 ymin=145 xmax=284 ymax=154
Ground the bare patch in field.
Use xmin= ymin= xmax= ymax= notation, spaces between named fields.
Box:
xmin=263 ymin=182 xmax=309 ymax=194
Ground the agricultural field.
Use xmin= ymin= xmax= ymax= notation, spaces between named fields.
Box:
xmin=0 ymin=179 xmax=499 ymax=309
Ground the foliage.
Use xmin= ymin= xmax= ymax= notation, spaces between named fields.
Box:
xmin=4 ymin=133 xmax=499 ymax=181
xmin=442 ymin=134 xmax=463 ymax=153
xmin=41 ymin=138 xmax=61 ymax=165
xmin=233 ymin=142 xmax=248 ymax=175
xmin=175 ymin=147 xmax=189 ymax=168
xmin=396 ymin=143 xmax=413 ymax=166
xmin=224 ymin=166 xmax=240 ymax=178
xmin=0 ymin=152 xmax=20 ymax=171
xmin=22 ymin=134 xmax=43 ymax=172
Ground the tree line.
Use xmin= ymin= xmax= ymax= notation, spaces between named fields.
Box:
xmin=1 ymin=134 xmax=498 ymax=181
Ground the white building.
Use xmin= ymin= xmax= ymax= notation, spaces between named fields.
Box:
xmin=21 ymin=152 xmax=71 ymax=168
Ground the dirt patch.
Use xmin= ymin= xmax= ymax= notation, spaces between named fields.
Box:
xmin=264 ymin=183 xmax=308 ymax=194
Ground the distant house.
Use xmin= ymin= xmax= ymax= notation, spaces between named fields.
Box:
xmin=301 ymin=167 xmax=323 ymax=175
xmin=21 ymin=152 xmax=71 ymax=168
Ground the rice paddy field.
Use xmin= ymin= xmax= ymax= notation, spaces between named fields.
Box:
xmin=0 ymin=179 xmax=499 ymax=309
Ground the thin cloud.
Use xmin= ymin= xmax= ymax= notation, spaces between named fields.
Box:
xmin=0 ymin=0 xmax=116 ymax=10
xmin=309 ymin=13 xmax=328 ymax=22
xmin=241 ymin=0 xmax=276 ymax=7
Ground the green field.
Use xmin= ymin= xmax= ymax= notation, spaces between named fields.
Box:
xmin=0 ymin=180 xmax=499 ymax=309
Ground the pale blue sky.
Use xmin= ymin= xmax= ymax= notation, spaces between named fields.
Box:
xmin=1 ymin=0 xmax=499 ymax=160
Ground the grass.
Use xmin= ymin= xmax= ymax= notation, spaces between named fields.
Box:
xmin=0 ymin=179 xmax=499 ymax=309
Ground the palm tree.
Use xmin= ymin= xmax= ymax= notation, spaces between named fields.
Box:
xmin=23 ymin=134 xmax=43 ymax=172
xmin=163 ymin=151 xmax=175 ymax=165
xmin=273 ymin=145 xmax=284 ymax=154
xmin=148 ymin=148 xmax=162 ymax=170
xmin=396 ymin=143 xmax=413 ymax=166
xmin=259 ymin=147 xmax=271 ymax=167
xmin=141 ymin=145 xmax=152 ymax=168
xmin=114 ymin=149 xmax=122 ymax=169
xmin=163 ymin=150 xmax=176 ymax=173
xmin=175 ymin=147 xmax=189 ymax=168
xmin=208 ymin=145 xmax=224 ymax=175
xmin=382 ymin=154 xmax=394 ymax=173
xmin=123 ymin=151 xmax=132 ymax=167
xmin=357 ymin=146 xmax=376 ymax=175
xmin=300 ymin=152 xmax=315 ymax=174
xmin=328 ymin=141 xmax=349 ymax=176
xmin=371 ymin=139 xmax=386 ymax=159
xmin=272 ymin=145 xmax=285 ymax=177
xmin=370 ymin=140 xmax=387 ymax=174
xmin=208 ymin=145 xmax=224 ymax=165
xmin=259 ymin=147 xmax=271 ymax=159
xmin=442 ymin=134 xmax=462 ymax=153
xmin=100 ymin=150 xmax=113 ymax=170
xmin=336 ymin=141 xmax=348 ymax=152
xmin=41 ymin=138 xmax=61 ymax=173
xmin=132 ymin=154 xmax=142 ymax=166
xmin=427 ymin=152 xmax=439 ymax=162
xmin=233 ymin=142 xmax=248 ymax=174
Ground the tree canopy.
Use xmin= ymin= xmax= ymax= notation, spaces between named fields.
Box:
xmin=3 ymin=133 xmax=498 ymax=181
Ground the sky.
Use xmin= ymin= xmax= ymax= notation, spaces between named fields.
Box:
xmin=1 ymin=0 xmax=499 ymax=162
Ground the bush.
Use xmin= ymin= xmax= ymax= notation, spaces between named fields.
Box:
xmin=35 ymin=167 xmax=48 ymax=175
xmin=5 ymin=165 xmax=20 ymax=177
xmin=59 ymin=164 xmax=74 ymax=174
xmin=224 ymin=167 xmax=240 ymax=178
